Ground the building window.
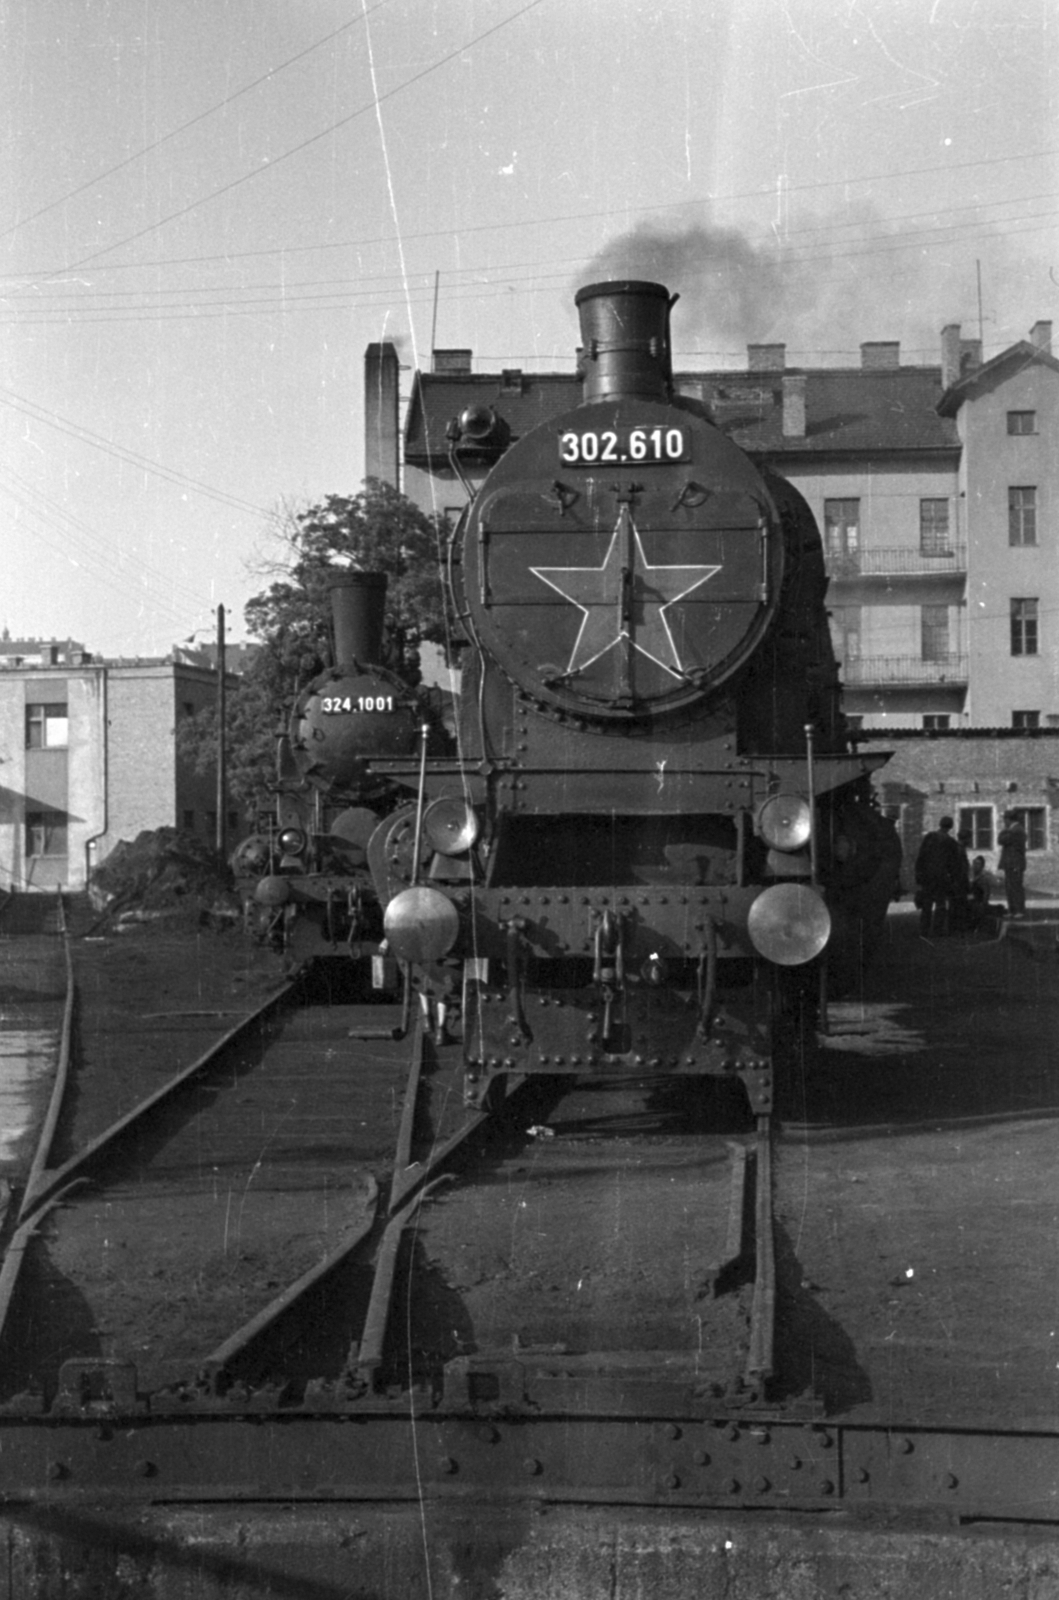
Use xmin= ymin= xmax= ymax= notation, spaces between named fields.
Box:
xmin=1009 ymin=487 xmax=1037 ymax=546
xmin=1007 ymin=807 xmax=1047 ymax=851
xmin=25 ymin=810 xmax=68 ymax=857
xmin=182 ymin=809 xmax=195 ymax=831
xmin=227 ymin=810 xmax=240 ymax=833
xmin=183 ymin=701 xmax=195 ymax=717
xmin=824 ymin=499 xmax=860 ymax=560
xmin=923 ymin=714 xmax=950 ymax=730
xmin=1012 ymin=710 xmax=1040 ymax=729
xmin=845 ymin=714 xmax=864 ymax=732
xmin=1011 ymin=598 xmax=1039 ymax=656
xmin=919 ymin=499 xmax=951 ymax=555
xmin=1007 ymin=411 xmax=1036 ymax=435
xmin=958 ymin=806 xmax=994 ymax=852
xmin=921 ymin=605 xmax=949 ymax=661
xmin=829 ymin=605 xmax=861 ymax=660
xmin=25 ymin=703 xmax=69 ymax=748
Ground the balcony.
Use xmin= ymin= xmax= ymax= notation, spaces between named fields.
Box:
xmin=825 ymin=545 xmax=967 ymax=579
xmin=843 ymin=655 xmax=968 ymax=687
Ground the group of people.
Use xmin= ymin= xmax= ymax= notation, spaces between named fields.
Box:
xmin=914 ymin=811 xmax=1027 ymax=938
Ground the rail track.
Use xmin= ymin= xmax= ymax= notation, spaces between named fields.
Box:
xmin=0 ymin=925 xmax=774 ymax=1412
xmin=1 ymin=900 xmax=1059 ymax=1596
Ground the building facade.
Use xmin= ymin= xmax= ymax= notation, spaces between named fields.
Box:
xmin=0 ymin=645 xmax=238 ymax=892
xmin=366 ymin=311 xmax=1059 ymax=895
xmin=938 ymin=325 xmax=1059 ymax=729
xmin=376 ymin=318 xmax=1057 ymax=735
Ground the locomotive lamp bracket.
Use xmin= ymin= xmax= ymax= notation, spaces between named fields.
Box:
xmin=671 ymin=479 xmax=711 ymax=512
xmin=547 ymin=480 xmax=580 ymax=516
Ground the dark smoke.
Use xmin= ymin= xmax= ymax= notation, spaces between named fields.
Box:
xmin=581 ymin=219 xmax=793 ymax=349
xmin=578 ymin=205 xmax=1017 ymax=365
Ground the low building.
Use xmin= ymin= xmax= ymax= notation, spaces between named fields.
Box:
xmin=862 ymin=727 xmax=1059 ymax=898
xmin=0 ymin=647 xmax=240 ymax=893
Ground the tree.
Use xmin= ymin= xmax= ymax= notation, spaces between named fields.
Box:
xmin=178 ymin=479 xmax=455 ymax=819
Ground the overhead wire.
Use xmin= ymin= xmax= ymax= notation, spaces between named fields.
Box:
xmin=20 ymin=0 xmax=549 ymax=287
xmin=0 ymin=2 xmax=395 ymax=245
xmin=0 ymin=462 xmax=215 ymax=612
xmin=4 ymin=143 xmax=1054 ymax=285
xmin=4 ymin=208 xmax=1055 ymax=332
xmin=5 ymin=190 xmax=1056 ymax=308
xmin=0 ymin=386 xmax=267 ymax=516
xmin=0 ymin=479 xmax=211 ymax=628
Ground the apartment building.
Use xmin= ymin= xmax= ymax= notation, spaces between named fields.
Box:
xmin=372 ymin=318 xmax=1057 ymax=734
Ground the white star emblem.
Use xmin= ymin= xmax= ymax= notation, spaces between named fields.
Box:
xmin=531 ymin=507 xmax=720 ymax=680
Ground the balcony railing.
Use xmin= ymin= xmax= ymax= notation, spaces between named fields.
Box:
xmin=825 ymin=545 xmax=967 ymax=579
xmin=842 ymin=654 xmax=968 ymax=686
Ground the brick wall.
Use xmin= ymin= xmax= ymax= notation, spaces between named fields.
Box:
xmin=860 ymin=731 xmax=1059 ymax=894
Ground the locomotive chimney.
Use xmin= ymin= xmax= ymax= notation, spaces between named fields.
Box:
xmin=575 ymin=280 xmax=676 ymax=403
xmin=329 ymin=570 xmax=388 ymax=667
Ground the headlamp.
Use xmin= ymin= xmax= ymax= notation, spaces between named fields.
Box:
xmin=423 ymin=797 xmax=480 ymax=856
xmin=383 ymin=887 xmax=460 ymax=963
xmin=747 ymin=884 xmax=830 ymax=966
xmin=758 ymin=793 xmax=812 ymax=852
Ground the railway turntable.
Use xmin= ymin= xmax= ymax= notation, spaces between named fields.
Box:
xmin=0 ymin=898 xmax=1058 ymax=1596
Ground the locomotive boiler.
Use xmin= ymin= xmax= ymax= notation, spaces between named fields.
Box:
xmin=255 ymin=279 xmax=898 ymax=1110
xmin=232 ymin=569 xmax=424 ymax=954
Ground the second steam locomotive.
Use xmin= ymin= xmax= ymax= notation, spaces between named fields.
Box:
xmin=243 ymin=280 xmax=898 ymax=1111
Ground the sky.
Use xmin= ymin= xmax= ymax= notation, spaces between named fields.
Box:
xmin=1 ymin=0 xmax=1055 ymax=658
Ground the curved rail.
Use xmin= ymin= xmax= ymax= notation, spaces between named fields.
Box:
xmin=16 ymin=976 xmax=298 ymax=1227
xmin=18 ymin=896 xmax=77 ymax=1221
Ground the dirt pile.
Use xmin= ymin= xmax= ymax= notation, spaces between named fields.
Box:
xmin=88 ymin=828 xmax=238 ymax=928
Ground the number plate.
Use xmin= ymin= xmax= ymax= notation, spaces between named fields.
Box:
xmin=320 ymin=695 xmax=395 ymax=714
xmin=558 ymin=425 xmax=689 ymax=467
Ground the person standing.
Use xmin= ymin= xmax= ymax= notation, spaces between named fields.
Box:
xmin=997 ymin=811 xmax=1028 ymax=917
xmin=914 ymin=815 xmax=962 ymax=937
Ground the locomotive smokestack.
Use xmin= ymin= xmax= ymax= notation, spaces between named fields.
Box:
xmin=575 ymin=280 xmax=676 ymax=403
xmin=329 ymin=570 xmax=388 ymax=667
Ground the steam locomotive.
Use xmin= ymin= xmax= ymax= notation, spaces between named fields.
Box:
xmin=239 ymin=280 xmax=899 ymax=1112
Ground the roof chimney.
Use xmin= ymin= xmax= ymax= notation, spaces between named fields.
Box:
xmin=781 ymin=374 xmax=806 ymax=438
xmin=432 ymin=349 xmax=473 ymax=374
xmin=364 ymin=341 xmax=400 ymax=487
xmin=959 ymin=337 xmax=982 ymax=374
xmin=1030 ymin=320 xmax=1053 ymax=356
xmin=861 ymin=341 xmax=900 ymax=370
xmin=747 ymin=343 xmax=785 ymax=372
xmin=940 ymin=324 xmax=962 ymax=389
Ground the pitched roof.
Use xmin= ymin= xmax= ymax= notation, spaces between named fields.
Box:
xmin=936 ymin=339 xmax=1059 ymax=415
xmin=403 ymin=363 xmax=960 ymax=465
xmin=696 ymin=366 xmax=957 ymax=455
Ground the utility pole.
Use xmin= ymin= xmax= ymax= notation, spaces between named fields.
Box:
xmin=215 ymin=604 xmax=226 ymax=860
